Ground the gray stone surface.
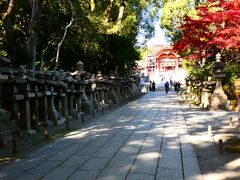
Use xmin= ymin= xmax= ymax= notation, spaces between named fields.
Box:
xmin=156 ymin=167 xmax=183 ymax=180
xmin=109 ymin=155 xmax=135 ymax=167
xmin=42 ymin=166 xmax=77 ymax=180
xmin=126 ymin=173 xmax=155 ymax=180
xmin=183 ymin=156 xmax=202 ymax=180
xmin=97 ymin=165 xmax=130 ymax=180
xmin=80 ymin=157 xmax=110 ymax=171
xmin=68 ymin=170 xmax=100 ymax=180
xmin=61 ymin=155 xmax=90 ymax=167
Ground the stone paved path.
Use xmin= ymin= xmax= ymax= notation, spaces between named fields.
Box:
xmin=0 ymin=91 xmax=202 ymax=180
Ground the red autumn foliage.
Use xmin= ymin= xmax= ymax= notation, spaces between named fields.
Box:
xmin=173 ymin=0 xmax=240 ymax=57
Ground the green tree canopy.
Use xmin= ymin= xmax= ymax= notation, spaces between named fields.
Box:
xmin=0 ymin=0 xmax=161 ymax=75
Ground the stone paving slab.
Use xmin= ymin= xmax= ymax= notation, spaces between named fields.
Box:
xmin=41 ymin=166 xmax=77 ymax=180
xmin=68 ymin=170 xmax=100 ymax=180
xmin=97 ymin=165 xmax=130 ymax=180
xmin=156 ymin=167 xmax=183 ymax=180
xmin=0 ymin=91 xmax=202 ymax=180
xmin=126 ymin=173 xmax=155 ymax=180
xmin=60 ymin=155 xmax=90 ymax=167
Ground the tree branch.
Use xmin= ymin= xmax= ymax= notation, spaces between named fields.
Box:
xmin=90 ymin=0 xmax=95 ymax=12
xmin=2 ymin=0 xmax=15 ymax=21
xmin=41 ymin=40 xmax=53 ymax=71
xmin=54 ymin=0 xmax=76 ymax=70
xmin=103 ymin=0 xmax=115 ymax=23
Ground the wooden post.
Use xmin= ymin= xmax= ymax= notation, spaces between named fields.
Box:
xmin=219 ymin=139 xmax=223 ymax=154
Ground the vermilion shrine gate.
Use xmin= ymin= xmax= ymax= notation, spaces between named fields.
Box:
xmin=140 ymin=46 xmax=185 ymax=83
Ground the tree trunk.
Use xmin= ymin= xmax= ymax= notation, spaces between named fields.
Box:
xmin=28 ymin=0 xmax=41 ymax=71
xmin=2 ymin=0 xmax=15 ymax=63
xmin=2 ymin=0 xmax=15 ymax=22
xmin=103 ymin=0 xmax=115 ymax=23
xmin=117 ymin=0 xmax=126 ymax=25
xmin=90 ymin=0 xmax=95 ymax=12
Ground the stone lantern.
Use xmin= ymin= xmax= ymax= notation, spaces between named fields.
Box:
xmin=73 ymin=62 xmax=92 ymax=115
xmin=108 ymin=71 xmax=119 ymax=104
xmin=0 ymin=73 xmax=11 ymax=147
xmin=234 ymin=79 xmax=240 ymax=126
xmin=201 ymin=77 xmax=215 ymax=109
xmin=210 ymin=53 xmax=228 ymax=110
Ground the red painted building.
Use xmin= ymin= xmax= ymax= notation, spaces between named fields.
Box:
xmin=142 ymin=45 xmax=186 ymax=83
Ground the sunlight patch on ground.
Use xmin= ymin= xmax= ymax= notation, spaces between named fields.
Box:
xmin=64 ymin=131 xmax=88 ymax=139
xmin=225 ymin=158 xmax=240 ymax=170
xmin=125 ymin=140 xmax=143 ymax=146
xmin=203 ymin=171 xmax=240 ymax=180
xmin=137 ymin=152 xmax=160 ymax=160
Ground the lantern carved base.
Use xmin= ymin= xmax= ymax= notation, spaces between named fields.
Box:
xmin=210 ymin=80 xmax=228 ymax=110
xmin=210 ymin=93 xmax=228 ymax=110
xmin=234 ymin=79 xmax=240 ymax=122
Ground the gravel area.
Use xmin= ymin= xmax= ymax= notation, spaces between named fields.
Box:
xmin=180 ymin=99 xmax=240 ymax=180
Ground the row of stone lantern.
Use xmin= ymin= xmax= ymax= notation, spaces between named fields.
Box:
xmin=0 ymin=61 xmax=142 ymax=143
xmin=185 ymin=76 xmax=216 ymax=109
xmin=185 ymin=53 xmax=240 ymax=113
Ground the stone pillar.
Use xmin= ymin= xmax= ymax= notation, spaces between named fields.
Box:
xmin=116 ymin=84 xmax=123 ymax=104
xmin=12 ymin=66 xmax=33 ymax=133
xmin=39 ymin=84 xmax=52 ymax=126
xmin=210 ymin=53 xmax=228 ymax=110
xmin=234 ymin=79 xmax=240 ymax=125
xmin=67 ymin=82 xmax=76 ymax=118
xmin=74 ymin=80 xmax=84 ymax=120
xmin=70 ymin=61 xmax=94 ymax=116
xmin=46 ymin=73 xmax=66 ymax=125
xmin=194 ymin=82 xmax=202 ymax=105
xmin=31 ymin=82 xmax=42 ymax=130
xmin=109 ymin=82 xmax=118 ymax=104
xmin=108 ymin=72 xmax=119 ymax=105
xmin=89 ymin=74 xmax=100 ymax=110
xmin=55 ymin=83 xmax=66 ymax=117
xmin=62 ymin=92 xmax=68 ymax=117
xmin=122 ymin=85 xmax=128 ymax=103
xmin=96 ymin=71 xmax=105 ymax=111
xmin=92 ymin=89 xmax=100 ymax=110
xmin=0 ymin=74 xmax=12 ymax=146
xmin=35 ymin=72 xmax=51 ymax=126
xmin=2 ymin=77 xmax=22 ymax=131
xmin=0 ymin=74 xmax=8 ymax=108
xmin=81 ymin=81 xmax=93 ymax=114
xmin=200 ymin=79 xmax=215 ymax=109
xmin=103 ymin=80 xmax=111 ymax=109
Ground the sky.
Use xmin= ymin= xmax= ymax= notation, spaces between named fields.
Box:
xmin=136 ymin=24 xmax=169 ymax=47
xmin=147 ymin=23 xmax=169 ymax=47
xmin=136 ymin=8 xmax=169 ymax=48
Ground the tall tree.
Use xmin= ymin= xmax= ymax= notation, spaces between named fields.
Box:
xmin=1 ymin=0 xmax=15 ymax=61
xmin=28 ymin=0 xmax=42 ymax=71
xmin=0 ymin=0 xmax=162 ymax=74
xmin=160 ymin=0 xmax=197 ymax=42
xmin=173 ymin=0 xmax=240 ymax=61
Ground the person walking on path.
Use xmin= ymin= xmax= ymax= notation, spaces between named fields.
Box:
xmin=149 ymin=81 xmax=152 ymax=91
xmin=164 ymin=81 xmax=170 ymax=94
xmin=152 ymin=81 xmax=156 ymax=91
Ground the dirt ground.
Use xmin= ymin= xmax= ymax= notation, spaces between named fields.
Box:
xmin=180 ymin=99 xmax=240 ymax=180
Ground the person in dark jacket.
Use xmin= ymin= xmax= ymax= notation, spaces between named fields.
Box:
xmin=152 ymin=81 xmax=156 ymax=91
xmin=164 ymin=81 xmax=170 ymax=94
xmin=149 ymin=81 xmax=152 ymax=91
